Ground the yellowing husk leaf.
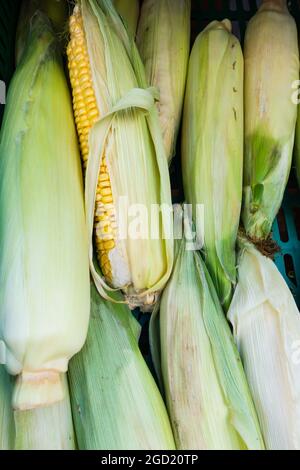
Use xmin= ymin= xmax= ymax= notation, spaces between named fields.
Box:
xmin=14 ymin=374 xmax=75 ymax=450
xmin=137 ymin=0 xmax=191 ymax=163
xmin=0 ymin=13 xmax=90 ymax=411
xmin=153 ymin=235 xmax=264 ymax=450
xmin=181 ymin=20 xmax=243 ymax=309
xmin=0 ymin=366 xmax=14 ymax=449
xmin=68 ymin=283 xmax=176 ymax=450
xmin=67 ymin=0 xmax=173 ymax=310
xmin=113 ymin=0 xmax=139 ymax=36
xmin=243 ymin=0 xmax=299 ymax=240
xmin=227 ymin=239 xmax=300 ymax=450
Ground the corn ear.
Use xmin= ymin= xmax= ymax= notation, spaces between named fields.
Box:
xmin=154 ymin=230 xmax=264 ymax=450
xmin=14 ymin=375 xmax=75 ymax=450
xmin=113 ymin=0 xmax=139 ymax=37
xmin=68 ymin=283 xmax=175 ymax=450
xmin=67 ymin=0 xmax=173 ymax=310
xmin=137 ymin=0 xmax=191 ymax=163
xmin=0 ymin=366 xmax=14 ymax=449
xmin=228 ymin=239 xmax=300 ymax=450
xmin=181 ymin=20 xmax=243 ymax=309
xmin=0 ymin=13 xmax=90 ymax=411
xmin=15 ymin=0 xmax=69 ymax=64
xmin=242 ymin=0 xmax=299 ymax=240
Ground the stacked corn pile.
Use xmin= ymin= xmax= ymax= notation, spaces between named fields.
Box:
xmin=0 ymin=0 xmax=300 ymax=451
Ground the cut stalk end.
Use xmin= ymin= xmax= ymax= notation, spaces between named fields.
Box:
xmin=261 ymin=0 xmax=288 ymax=13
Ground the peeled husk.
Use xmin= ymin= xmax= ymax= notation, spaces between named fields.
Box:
xmin=78 ymin=0 xmax=173 ymax=310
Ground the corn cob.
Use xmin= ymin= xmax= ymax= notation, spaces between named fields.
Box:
xmin=67 ymin=0 xmax=173 ymax=310
xmin=137 ymin=0 xmax=191 ymax=163
xmin=68 ymin=283 xmax=176 ymax=450
xmin=228 ymin=239 xmax=300 ymax=450
xmin=114 ymin=0 xmax=139 ymax=37
xmin=14 ymin=375 xmax=75 ymax=450
xmin=15 ymin=0 xmax=69 ymax=65
xmin=154 ymin=227 xmax=264 ymax=450
xmin=0 ymin=366 xmax=14 ymax=449
xmin=0 ymin=12 xmax=90 ymax=411
xmin=181 ymin=20 xmax=243 ymax=309
xmin=242 ymin=0 xmax=299 ymax=240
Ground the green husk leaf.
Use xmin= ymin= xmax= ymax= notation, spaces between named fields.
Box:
xmin=0 ymin=12 xmax=90 ymax=410
xmin=182 ymin=20 xmax=243 ymax=309
xmin=68 ymin=283 xmax=176 ymax=450
xmin=158 ymin=237 xmax=265 ymax=450
xmin=242 ymin=2 xmax=299 ymax=239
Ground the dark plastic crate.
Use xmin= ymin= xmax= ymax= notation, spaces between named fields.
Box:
xmin=0 ymin=0 xmax=21 ymax=125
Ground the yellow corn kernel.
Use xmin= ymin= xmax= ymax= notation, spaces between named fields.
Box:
xmin=67 ymin=7 xmax=117 ymax=283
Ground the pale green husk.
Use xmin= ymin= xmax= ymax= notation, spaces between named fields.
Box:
xmin=228 ymin=238 xmax=300 ymax=450
xmin=80 ymin=0 xmax=173 ymax=311
xmin=182 ymin=20 xmax=243 ymax=309
xmin=0 ymin=366 xmax=14 ymax=449
xmin=153 ymin=237 xmax=264 ymax=450
xmin=137 ymin=0 xmax=191 ymax=163
xmin=0 ymin=13 xmax=90 ymax=410
xmin=242 ymin=1 xmax=299 ymax=239
xmin=14 ymin=374 xmax=76 ymax=450
xmin=68 ymin=283 xmax=176 ymax=450
xmin=113 ymin=0 xmax=139 ymax=36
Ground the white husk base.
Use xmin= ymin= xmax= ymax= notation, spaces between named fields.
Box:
xmin=228 ymin=240 xmax=300 ymax=450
